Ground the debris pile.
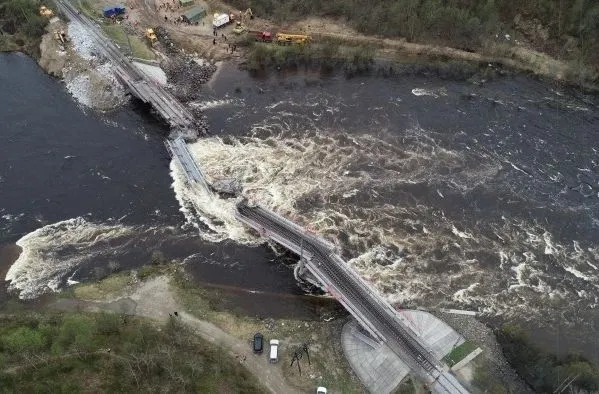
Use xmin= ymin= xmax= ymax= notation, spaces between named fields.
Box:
xmin=154 ymin=26 xmax=177 ymax=54
xmin=162 ymin=56 xmax=217 ymax=102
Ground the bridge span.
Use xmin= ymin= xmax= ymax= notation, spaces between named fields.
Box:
xmin=236 ymin=200 xmax=469 ymax=393
xmin=56 ymin=0 xmax=211 ymax=193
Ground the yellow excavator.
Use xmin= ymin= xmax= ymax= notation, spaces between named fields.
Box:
xmin=145 ymin=28 xmax=157 ymax=46
xmin=39 ymin=5 xmax=54 ymax=17
xmin=53 ymin=29 xmax=68 ymax=44
xmin=233 ymin=8 xmax=253 ymax=35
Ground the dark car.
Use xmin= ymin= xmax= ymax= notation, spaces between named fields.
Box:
xmin=253 ymin=333 xmax=264 ymax=353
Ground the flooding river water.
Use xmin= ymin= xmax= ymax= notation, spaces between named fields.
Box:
xmin=1 ymin=53 xmax=598 ymax=360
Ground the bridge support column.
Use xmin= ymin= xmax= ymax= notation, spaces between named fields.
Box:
xmin=293 ymin=258 xmax=323 ymax=290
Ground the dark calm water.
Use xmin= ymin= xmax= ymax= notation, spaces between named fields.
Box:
xmin=1 ymin=53 xmax=598 ymax=360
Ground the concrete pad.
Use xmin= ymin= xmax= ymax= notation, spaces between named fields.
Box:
xmin=452 ymin=348 xmax=483 ymax=371
xmin=341 ymin=319 xmax=409 ymax=394
xmin=399 ymin=310 xmax=465 ymax=360
xmin=342 ymin=311 xmax=467 ymax=393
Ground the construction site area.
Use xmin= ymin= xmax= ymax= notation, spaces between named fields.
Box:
xmin=66 ymin=0 xmax=318 ymax=61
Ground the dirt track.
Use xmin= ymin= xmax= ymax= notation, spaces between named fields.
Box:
xmin=52 ymin=276 xmax=304 ymax=394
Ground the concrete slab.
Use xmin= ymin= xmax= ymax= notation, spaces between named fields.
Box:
xmin=341 ymin=311 xmax=468 ymax=393
xmin=341 ymin=320 xmax=409 ymax=394
xmin=452 ymin=348 xmax=483 ymax=371
xmin=400 ymin=310 xmax=465 ymax=360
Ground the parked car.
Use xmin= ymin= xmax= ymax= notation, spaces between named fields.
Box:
xmin=253 ymin=333 xmax=264 ymax=354
xmin=316 ymin=387 xmax=327 ymax=394
xmin=269 ymin=339 xmax=279 ymax=363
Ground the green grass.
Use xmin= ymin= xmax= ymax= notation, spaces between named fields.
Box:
xmin=0 ymin=311 xmax=266 ymax=392
xmin=73 ymin=272 xmax=131 ymax=301
xmin=75 ymin=0 xmax=155 ymax=60
xmin=171 ymin=271 xmax=361 ymax=392
xmin=444 ymin=340 xmax=478 ymax=366
xmin=101 ymin=24 xmax=155 ymax=60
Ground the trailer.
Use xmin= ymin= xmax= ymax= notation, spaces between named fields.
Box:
xmin=212 ymin=13 xmax=230 ymax=29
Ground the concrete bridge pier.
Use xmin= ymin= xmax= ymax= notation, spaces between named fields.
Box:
xmin=293 ymin=258 xmax=322 ymax=289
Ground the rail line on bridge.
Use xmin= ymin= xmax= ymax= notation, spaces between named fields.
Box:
xmin=56 ymin=0 xmax=212 ymax=194
xmin=236 ymin=200 xmax=469 ymax=393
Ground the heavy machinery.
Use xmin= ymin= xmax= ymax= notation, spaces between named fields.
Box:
xmin=276 ymin=33 xmax=310 ymax=45
xmin=232 ymin=9 xmax=253 ymax=35
xmin=251 ymin=30 xmax=272 ymax=42
xmin=240 ymin=8 xmax=253 ymax=22
xmin=53 ymin=29 xmax=68 ymax=44
xmin=39 ymin=5 xmax=54 ymax=17
xmin=233 ymin=22 xmax=247 ymax=35
xmin=145 ymin=28 xmax=157 ymax=46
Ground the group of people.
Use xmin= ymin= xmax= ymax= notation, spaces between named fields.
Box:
xmin=210 ymin=32 xmax=237 ymax=53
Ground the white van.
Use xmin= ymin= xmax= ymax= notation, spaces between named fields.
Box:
xmin=269 ymin=339 xmax=279 ymax=363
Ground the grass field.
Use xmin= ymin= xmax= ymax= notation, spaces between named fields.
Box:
xmin=101 ymin=24 xmax=155 ymax=60
xmin=443 ymin=340 xmax=478 ymax=366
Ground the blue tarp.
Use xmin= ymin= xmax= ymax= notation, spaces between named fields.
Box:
xmin=103 ymin=5 xmax=126 ymax=17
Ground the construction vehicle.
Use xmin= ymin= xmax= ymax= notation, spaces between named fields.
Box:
xmin=213 ymin=12 xmax=237 ymax=29
xmin=239 ymin=8 xmax=253 ymax=23
xmin=145 ymin=28 xmax=157 ymax=46
xmin=250 ymin=30 xmax=272 ymax=42
xmin=276 ymin=33 xmax=310 ymax=45
xmin=39 ymin=5 xmax=54 ymax=17
xmin=233 ymin=22 xmax=247 ymax=35
xmin=53 ymin=29 xmax=68 ymax=44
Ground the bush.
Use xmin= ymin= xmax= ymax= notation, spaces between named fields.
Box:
xmin=497 ymin=324 xmax=599 ymax=392
xmin=2 ymin=327 xmax=45 ymax=353
xmin=227 ymin=0 xmax=598 ymax=67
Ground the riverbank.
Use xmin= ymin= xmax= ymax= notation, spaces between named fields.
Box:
xmin=43 ymin=263 xmax=364 ymax=392
xmin=4 ymin=0 xmax=597 ymax=92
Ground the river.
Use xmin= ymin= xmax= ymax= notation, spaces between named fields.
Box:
xmin=1 ymin=53 xmax=598 ymax=359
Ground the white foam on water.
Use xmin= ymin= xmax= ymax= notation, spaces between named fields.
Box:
xmin=188 ymin=98 xmax=239 ymax=111
xmin=5 ymin=217 xmax=135 ymax=299
xmin=451 ymin=225 xmax=474 ymax=239
xmin=168 ymin=159 xmax=255 ymax=244
xmin=564 ymin=266 xmax=591 ymax=281
xmin=453 ymin=283 xmax=479 ymax=303
xmin=411 ymin=88 xmax=447 ymax=98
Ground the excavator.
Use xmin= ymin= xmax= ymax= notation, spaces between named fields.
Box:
xmin=145 ymin=28 xmax=158 ymax=46
xmin=233 ymin=8 xmax=253 ymax=35
xmin=39 ymin=5 xmax=54 ymax=17
xmin=53 ymin=29 xmax=68 ymax=44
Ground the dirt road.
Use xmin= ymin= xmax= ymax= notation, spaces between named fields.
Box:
xmin=53 ymin=276 xmax=304 ymax=394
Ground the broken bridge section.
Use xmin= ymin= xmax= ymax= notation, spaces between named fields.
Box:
xmin=235 ymin=200 xmax=470 ymax=394
xmin=56 ymin=0 xmax=212 ymax=195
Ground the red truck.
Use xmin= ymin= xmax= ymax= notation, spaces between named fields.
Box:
xmin=249 ymin=30 xmax=272 ymax=42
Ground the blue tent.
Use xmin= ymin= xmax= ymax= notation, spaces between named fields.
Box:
xmin=103 ymin=5 xmax=126 ymax=17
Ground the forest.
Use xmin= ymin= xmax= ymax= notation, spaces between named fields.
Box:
xmin=229 ymin=0 xmax=599 ymax=65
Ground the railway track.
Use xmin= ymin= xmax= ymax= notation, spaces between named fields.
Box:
xmin=237 ymin=201 xmax=470 ymax=393
xmin=55 ymin=0 xmax=196 ymax=133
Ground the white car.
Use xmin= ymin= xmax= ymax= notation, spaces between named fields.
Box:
xmin=316 ymin=387 xmax=327 ymax=394
xmin=269 ymin=339 xmax=279 ymax=363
